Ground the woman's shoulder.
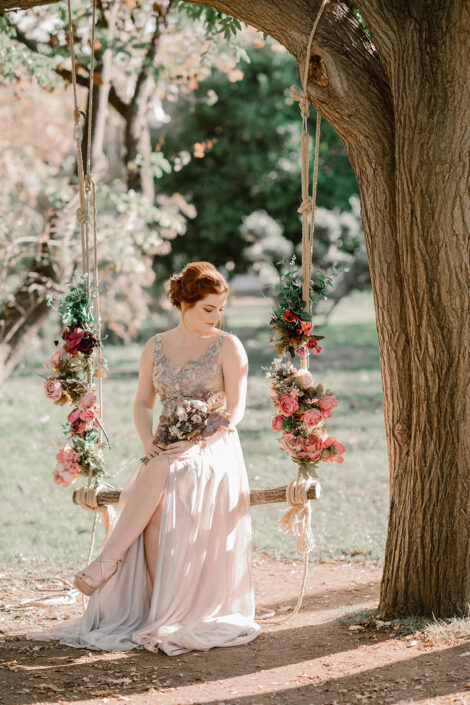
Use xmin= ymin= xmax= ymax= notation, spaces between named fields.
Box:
xmin=218 ymin=331 xmax=247 ymax=359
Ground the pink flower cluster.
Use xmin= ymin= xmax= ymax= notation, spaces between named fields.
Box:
xmin=53 ymin=444 xmax=82 ymax=487
xmin=267 ymin=358 xmax=346 ymax=468
xmin=67 ymin=391 xmax=98 ymax=436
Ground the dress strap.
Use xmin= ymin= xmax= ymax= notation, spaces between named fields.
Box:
xmin=154 ymin=332 xmax=164 ymax=365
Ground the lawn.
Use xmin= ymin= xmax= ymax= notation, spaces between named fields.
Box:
xmin=0 ymin=289 xmax=388 ymax=571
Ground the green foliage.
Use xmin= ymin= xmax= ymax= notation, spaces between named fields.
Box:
xmin=0 ymin=18 xmax=60 ymax=86
xmin=157 ymin=42 xmax=358 ymax=276
xmin=175 ymin=2 xmax=245 ymax=41
xmin=46 ymin=273 xmax=94 ymax=328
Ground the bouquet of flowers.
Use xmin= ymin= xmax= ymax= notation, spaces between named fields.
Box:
xmin=269 ymin=255 xmax=337 ymax=359
xmin=41 ymin=274 xmax=110 ymax=487
xmin=140 ymin=391 xmax=231 ymax=464
xmin=266 ymin=357 xmax=345 ymax=479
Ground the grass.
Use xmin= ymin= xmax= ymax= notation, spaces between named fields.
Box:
xmin=335 ymin=603 xmax=470 ymax=644
xmin=0 ymin=289 xmax=389 ymax=571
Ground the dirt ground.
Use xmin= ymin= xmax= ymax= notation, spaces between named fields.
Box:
xmin=1 ymin=549 xmax=469 ymax=705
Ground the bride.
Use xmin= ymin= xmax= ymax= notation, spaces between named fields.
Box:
xmin=26 ymin=261 xmax=261 ymax=655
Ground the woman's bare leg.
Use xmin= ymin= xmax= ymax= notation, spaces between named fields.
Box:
xmin=144 ymin=499 xmax=164 ymax=586
xmin=100 ymin=455 xmax=170 ymax=562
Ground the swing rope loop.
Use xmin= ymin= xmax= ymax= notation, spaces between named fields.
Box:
xmin=65 ymin=0 xmax=113 ymax=608
xmin=257 ymin=0 xmax=328 ymax=627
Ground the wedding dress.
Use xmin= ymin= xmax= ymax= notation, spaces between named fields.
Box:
xmin=26 ymin=330 xmax=261 ymax=654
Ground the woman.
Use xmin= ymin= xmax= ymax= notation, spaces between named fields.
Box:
xmin=26 ymin=261 xmax=261 ymax=654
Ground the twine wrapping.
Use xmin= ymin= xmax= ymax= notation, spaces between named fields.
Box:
xmin=74 ymin=485 xmax=117 ymax=547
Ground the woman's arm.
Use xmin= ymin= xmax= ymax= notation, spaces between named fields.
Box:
xmin=198 ymin=333 xmax=248 ymax=450
xmin=133 ymin=336 xmax=157 ymax=448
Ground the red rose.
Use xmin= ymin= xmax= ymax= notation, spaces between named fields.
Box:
xmin=62 ymin=326 xmax=84 ymax=354
xmin=306 ymin=337 xmax=317 ymax=350
xmin=283 ymin=311 xmax=298 ymax=323
xmin=78 ymin=331 xmax=98 ymax=356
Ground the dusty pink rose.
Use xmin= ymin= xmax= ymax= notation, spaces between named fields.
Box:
xmin=272 ymin=415 xmax=284 ymax=431
xmin=302 ymin=434 xmax=323 ymax=453
xmin=318 ymin=395 xmax=338 ymax=412
xmin=53 ymin=463 xmax=78 ymax=487
xmin=293 ymin=370 xmax=313 ymax=389
xmin=80 ymin=407 xmax=96 ymax=422
xmin=278 ymin=392 xmax=299 ymax=417
xmin=297 ymin=449 xmax=322 ymax=461
xmin=62 ymin=326 xmax=83 ymax=354
xmin=279 ymin=433 xmax=303 ymax=456
xmin=44 ymin=377 xmax=63 ymax=402
xmin=79 ymin=391 xmax=97 ymax=411
xmin=56 ymin=445 xmax=81 ymax=475
xmin=302 ymin=408 xmax=323 ymax=427
xmin=67 ymin=407 xmax=88 ymax=435
xmin=48 ymin=347 xmax=61 ymax=371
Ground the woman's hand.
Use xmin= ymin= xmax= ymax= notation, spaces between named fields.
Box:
xmin=156 ymin=439 xmax=199 ymax=460
xmin=142 ymin=436 xmax=166 ymax=462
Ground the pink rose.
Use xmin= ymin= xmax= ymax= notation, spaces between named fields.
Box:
xmin=297 ymin=449 xmax=322 ymax=461
xmin=53 ymin=464 xmax=78 ymax=487
xmin=56 ymin=445 xmax=81 ymax=476
xmin=278 ymin=392 xmax=299 ymax=417
xmin=44 ymin=377 xmax=63 ymax=402
xmin=293 ymin=370 xmax=313 ymax=388
xmin=279 ymin=433 xmax=303 ymax=456
xmin=318 ymin=395 xmax=338 ymax=412
xmin=323 ymin=436 xmax=346 ymax=463
xmin=295 ymin=347 xmax=307 ymax=358
xmin=80 ymin=407 xmax=96 ymax=422
xmin=79 ymin=391 xmax=97 ymax=411
xmin=302 ymin=408 xmax=323 ymax=427
xmin=48 ymin=347 xmax=61 ymax=372
xmin=62 ymin=326 xmax=83 ymax=354
xmin=272 ymin=415 xmax=284 ymax=431
xmin=302 ymin=434 xmax=323 ymax=453
xmin=67 ymin=407 xmax=87 ymax=435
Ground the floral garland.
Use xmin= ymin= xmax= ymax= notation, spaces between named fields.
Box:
xmin=267 ymin=257 xmax=345 ymax=478
xmin=41 ymin=274 xmax=109 ymax=488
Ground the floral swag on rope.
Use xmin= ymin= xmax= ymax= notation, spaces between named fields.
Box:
xmin=266 ymin=257 xmax=346 ymax=481
xmin=41 ymin=274 xmax=110 ymax=489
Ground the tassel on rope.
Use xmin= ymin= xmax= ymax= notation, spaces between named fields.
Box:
xmin=278 ymin=475 xmax=317 ymax=553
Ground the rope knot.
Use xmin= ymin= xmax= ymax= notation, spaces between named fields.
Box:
xmin=297 ymin=197 xmax=313 ymax=215
xmin=76 ymin=206 xmax=88 ymax=224
xmin=290 ymin=85 xmax=310 ymax=120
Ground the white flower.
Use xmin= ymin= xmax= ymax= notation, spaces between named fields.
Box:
xmin=192 ymin=414 xmax=202 ymax=424
xmin=176 ymin=408 xmax=188 ymax=421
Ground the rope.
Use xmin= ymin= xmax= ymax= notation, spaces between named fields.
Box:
xmin=257 ymin=0 xmax=329 ymax=626
xmin=66 ymin=0 xmax=108 ymax=609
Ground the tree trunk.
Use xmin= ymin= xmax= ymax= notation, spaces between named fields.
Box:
xmin=373 ymin=2 xmax=470 ymax=618
xmin=0 ymin=205 xmax=76 ymax=385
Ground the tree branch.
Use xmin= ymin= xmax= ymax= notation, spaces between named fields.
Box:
xmin=12 ymin=25 xmax=128 ymax=117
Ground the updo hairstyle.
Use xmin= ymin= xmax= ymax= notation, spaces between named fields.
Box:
xmin=166 ymin=261 xmax=229 ymax=310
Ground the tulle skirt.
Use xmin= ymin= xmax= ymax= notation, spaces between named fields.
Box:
xmin=25 ymin=428 xmax=261 ymax=655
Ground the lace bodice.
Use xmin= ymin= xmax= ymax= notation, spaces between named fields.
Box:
xmin=153 ymin=331 xmax=228 ymax=409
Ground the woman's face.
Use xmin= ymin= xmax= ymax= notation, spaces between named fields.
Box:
xmin=182 ymin=291 xmax=228 ymax=331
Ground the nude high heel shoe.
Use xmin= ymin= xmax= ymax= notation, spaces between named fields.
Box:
xmin=73 ymin=556 xmax=123 ymax=596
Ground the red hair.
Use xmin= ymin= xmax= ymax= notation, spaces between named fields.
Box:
xmin=166 ymin=261 xmax=229 ymax=309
